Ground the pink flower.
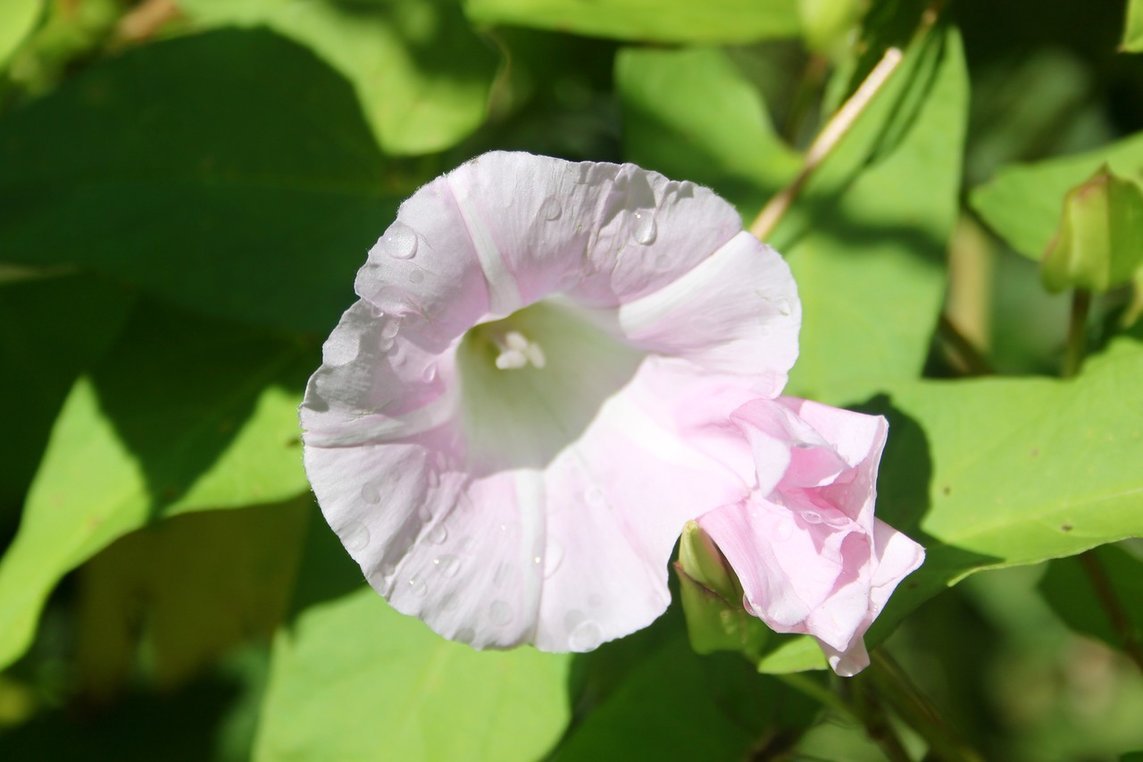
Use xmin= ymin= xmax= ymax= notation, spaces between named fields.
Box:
xmin=697 ymin=398 xmax=925 ymax=675
xmin=299 ymin=150 xmax=920 ymax=672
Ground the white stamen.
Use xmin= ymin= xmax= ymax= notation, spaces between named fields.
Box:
xmin=494 ymin=330 xmax=546 ymax=370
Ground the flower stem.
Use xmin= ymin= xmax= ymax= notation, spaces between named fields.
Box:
xmin=749 ymin=45 xmax=904 ymax=241
xmin=937 ymin=313 xmax=993 ymax=376
xmin=1078 ymin=551 xmax=1143 ymax=671
xmin=1062 ymin=288 xmax=1091 ymax=378
xmin=868 ymin=651 xmax=984 ymax=762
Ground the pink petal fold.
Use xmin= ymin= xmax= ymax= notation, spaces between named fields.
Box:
xmin=697 ymin=398 xmax=924 ymax=675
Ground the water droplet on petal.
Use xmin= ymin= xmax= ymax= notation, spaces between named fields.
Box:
xmin=654 ymin=252 xmax=672 ymax=271
xmin=409 ymin=269 xmax=424 ymax=284
xmin=439 ymin=593 xmax=458 ymax=612
xmin=825 ymin=514 xmax=850 ymax=529
xmin=380 ymin=562 xmax=397 ymax=579
xmin=421 ymin=363 xmax=438 ymax=383
xmin=360 ymin=481 xmax=382 ymax=504
xmin=584 ymin=487 xmax=605 ymax=506
xmin=456 ymin=627 xmax=475 ymax=643
xmin=777 ymin=298 xmax=793 ymax=316
xmin=774 ymin=521 xmax=794 ymax=541
xmin=632 ymin=210 xmax=657 ymax=245
xmin=377 ymin=222 xmax=418 ymax=260
xmin=417 ymin=505 xmax=434 ymax=523
xmin=434 ymin=554 xmax=460 ymax=578
xmin=493 ymin=562 xmax=515 ymax=588
xmin=490 ymin=600 xmax=513 ymax=626
xmin=568 ymin=620 xmax=603 ymax=650
xmin=801 ymin=509 xmax=823 ymax=525
xmin=427 ymin=525 xmax=448 ymax=545
xmin=408 ymin=575 xmax=427 ymax=596
xmin=544 ymin=542 xmax=564 ymax=578
xmin=539 ymin=196 xmax=562 ymax=221
xmin=344 ymin=523 xmax=370 ymax=551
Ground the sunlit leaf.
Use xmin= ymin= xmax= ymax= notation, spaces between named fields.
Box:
xmin=255 ymin=588 xmax=569 ymax=761
xmin=0 ymin=28 xmax=407 ymax=334
xmin=0 ymin=0 xmax=41 ymax=66
xmin=179 ymin=0 xmax=497 ymax=155
xmin=970 ymin=132 xmax=1143 ymax=260
xmin=1123 ymin=0 xmax=1143 ymax=52
xmin=0 ymin=301 xmax=311 ymax=670
xmin=465 ymin=0 xmax=800 ymax=43
xmin=764 ymin=337 xmax=1143 ymax=671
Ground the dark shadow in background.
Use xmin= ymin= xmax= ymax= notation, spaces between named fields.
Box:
xmin=89 ymin=298 xmax=314 ymax=524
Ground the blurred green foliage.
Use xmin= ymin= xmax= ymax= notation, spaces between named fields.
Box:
xmin=2 ymin=0 xmax=1143 ymax=760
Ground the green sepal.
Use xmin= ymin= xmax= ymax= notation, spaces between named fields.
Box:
xmin=1042 ymin=165 xmax=1143 ymax=293
xmin=675 ymin=521 xmax=770 ymax=659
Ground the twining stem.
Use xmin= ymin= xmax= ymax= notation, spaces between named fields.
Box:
xmin=937 ymin=313 xmax=993 ymax=376
xmin=1062 ymin=289 xmax=1091 ymax=378
xmin=869 ymin=651 xmax=984 ymax=762
xmin=749 ymin=46 xmax=903 ymax=241
xmin=1079 ymin=549 xmax=1143 ymax=671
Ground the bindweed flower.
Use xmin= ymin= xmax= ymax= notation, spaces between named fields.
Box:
xmin=299 ymin=151 xmax=920 ymax=672
xmin=696 ymin=398 xmax=924 ymax=676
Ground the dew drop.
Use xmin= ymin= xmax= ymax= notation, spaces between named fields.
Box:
xmin=539 ymin=196 xmax=562 ymax=221
xmin=544 ymin=542 xmax=564 ymax=578
xmin=774 ymin=521 xmax=794 ymax=541
xmin=417 ymin=504 xmax=434 ymax=523
xmin=568 ymin=620 xmax=603 ymax=650
xmin=800 ymin=509 xmax=823 ymax=525
xmin=360 ymin=481 xmax=382 ymax=504
xmin=343 ymin=523 xmax=370 ymax=551
xmin=439 ymin=593 xmax=459 ymax=612
xmin=427 ymin=525 xmax=448 ymax=545
xmin=632 ymin=210 xmax=657 ymax=245
xmin=825 ymin=514 xmax=850 ymax=529
xmin=409 ymin=269 xmax=425 ymax=284
xmin=493 ymin=562 xmax=515 ymax=588
xmin=490 ymin=600 xmax=513 ymax=626
xmin=456 ymin=627 xmax=476 ymax=643
xmin=378 ymin=222 xmax=418 ymax=260
xmin=584 ymin=486 xmax=605 ymax=506
xmin=408 ymin=575 xmax=427 ymax=596
xmin=776 ymin=299 xmax=793 ymax=317
xmin=434 ymin=554 xmax=460 ymax=578
xmin=380 ymin=562 xmax=397 ymax=579
xmin=421 ymin=363 xmax=438 ymax=383
xmin=653 ymin=252 xmax=672 ymax=271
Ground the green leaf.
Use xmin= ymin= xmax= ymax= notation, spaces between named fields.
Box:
xmin=465 ymin=0 xmax=801 ymax=43
xmin=555 ymin=631 xmax=817 ymax=760
xmin=1041 ymin=166 xmax=1143 ymax=293
xmin=970 ymin=132 xmax=1143 ymax=260
xmin=617 ymin=28 xmax=967 ymax=405
xmin=0 ymin=28 xmax=407 ymax=334
xmin=254 ymin=587 xmax=570 ymax=761
xmin=179 ymin=0 xmax=497 ymax=155
xmin=0 ymin=0 xmax=41 ymax=66
xmin=1124 ymin=0 xmax=1143 ymax=52
xmin=77 ymin=497 xmax=310 ymax=696
xmin=0 ymin=275 xmax=131 ymax=514
xmin=782 ymin=27 xmax=967 ymax=404
xmin=616 ymin=46 xmax=801 ymax=220
xmin=0 ymin=301 xmax=312 ymax=670
xmin=763 ymin=337 xmax=1143 ymax=672
xmin=1039 ymin=543 xmax=1143 ymax=653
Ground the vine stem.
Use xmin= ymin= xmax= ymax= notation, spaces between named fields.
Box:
xmin=869 ymin=651 xmax=984 ymax=762
xmin=1062 ymin=288 xmax=1091 ymax=378
xmin=1078 ymin=552 xmax=1143 ymax=671
xmin=749 ymin=45 xmax=903 ymax=241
